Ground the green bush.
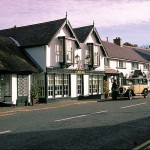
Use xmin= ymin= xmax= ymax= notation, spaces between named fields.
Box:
xmin=31 ymin=81 xmax=40 ymax=104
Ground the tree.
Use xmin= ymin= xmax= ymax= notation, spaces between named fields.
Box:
xmin=123 ymin=42 xmax=138 ymax=47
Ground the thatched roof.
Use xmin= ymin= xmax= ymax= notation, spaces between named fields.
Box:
xmin=0 ymin=36 xmax=40 ymax=73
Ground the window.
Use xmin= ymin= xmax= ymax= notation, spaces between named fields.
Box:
xmin=0 ymin=75 xmax=11 ymax=99
xmin=104 ymin=57 xmax=109 ymax=66
xmin=77 ymin=75 xmax=83 ymax=95
xmin=99 ymin=76 xmax=103 ymax=94
xmin=93 ymin=45 xmax=99 ymax=65
xmin=132 ymin=62 xmax=138 ymax=69
xmin=66 ymin=39 xmax=74 ymax=63
xmin=64 ymin=75 xmax=69 ymax=97
xmin=48 ymin=74 xmax=54 ymax=97
xmin=48 ymin=74 xmax=70 ymax=98
xmin=93 ymin=75 xmax=98 ymax=94
xmin=37 ymin=80 xmax=45 ymax=97
xmin=56 ymin=39 xmax=63 ymax=62
xmin=55 ymin=75 xmax=63 ymax=97
xmin=89 ymin=75 xmax=103 ymax=95
xmin=144 ymin=64 xmax=149 ymax=70
xmin=89 ymin=76 xmax=92 ymax=94
xmin=118 ymin=60 xmax=126 ymax=68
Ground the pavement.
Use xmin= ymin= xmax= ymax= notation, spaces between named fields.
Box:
xmin=0 ymin=95 xmax=149 ymax=150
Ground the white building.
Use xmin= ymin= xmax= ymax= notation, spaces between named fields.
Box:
xmin=0 ymin=17 xmax=107 ymax=104
xmin=102 ymin=37 xmax=149 ymax=93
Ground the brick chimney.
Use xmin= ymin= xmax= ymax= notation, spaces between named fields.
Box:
xmin=113 ymin=37 xmax=122 ymax=46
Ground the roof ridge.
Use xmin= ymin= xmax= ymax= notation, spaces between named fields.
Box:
xmin=0 ymin=18 xmax=66 ymax=31
xmin=73 ymin=25 xmax=93 ymax=30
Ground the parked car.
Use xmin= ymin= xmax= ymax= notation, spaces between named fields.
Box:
xmin=112 ymin=77 xmax=149 ymax=100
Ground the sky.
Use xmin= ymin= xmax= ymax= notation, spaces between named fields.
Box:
xmin=0 ymin=0 xmax=150 ymax=46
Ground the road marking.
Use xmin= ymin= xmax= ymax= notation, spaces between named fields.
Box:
xmin=0 ymin=130 xmax=11 ymax=135
xmin=54 ymin=110 xmax=108 ymax=122
xmin=120 ymin=102 xmax=147 ymax=109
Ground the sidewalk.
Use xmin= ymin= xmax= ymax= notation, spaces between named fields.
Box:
xmin=0 ymin=100 xmax=97 ymax=115
xmin=0 ymin=95 xmax=149 ymax=114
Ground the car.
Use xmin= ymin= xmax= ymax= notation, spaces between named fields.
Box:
xmin=111 ymin=77 xmax=149 ymax=100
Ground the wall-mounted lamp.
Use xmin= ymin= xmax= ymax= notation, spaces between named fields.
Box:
xmin=75 ymin=54 xmax=80 ymax=63
xmin=85 ymin=55 xmax=90 ymax=64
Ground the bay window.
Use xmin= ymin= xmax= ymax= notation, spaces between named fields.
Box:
xmin=89 ymin=75 xmax=103 ymax=95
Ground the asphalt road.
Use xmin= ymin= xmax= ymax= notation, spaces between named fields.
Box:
xmin=0 ymin=98 xmax=150 ymax=150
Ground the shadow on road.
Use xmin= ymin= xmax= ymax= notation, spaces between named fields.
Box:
xmin=0 ymin=116 xmax=150 ymax=150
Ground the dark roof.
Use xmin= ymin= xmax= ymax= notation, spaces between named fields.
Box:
xmin=102 ymin=41 xmax=147 ymax=62
xmin=0 ymin=36 xmax=40 ymax=73
xmin=133 ymin=48 xmax=150 ymax=62
xmin=73 ymin=25 xmax=93 ymax=43
xmin=0 ymin=18 xmax=66 ymax=47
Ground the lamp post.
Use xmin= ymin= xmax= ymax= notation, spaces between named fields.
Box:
xmin=85 ymin=55 xmax=91 ymax=69
xmin=75 ymin=54 xmax=80 ymax=63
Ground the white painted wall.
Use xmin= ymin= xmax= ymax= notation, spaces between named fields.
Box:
xmin=71 ymin=74 xmax=77 ymax=97
xmin=48 ymin=24 xmax=79 ymax=68
xmin=28 ymin=75 xmax=31 ymax=103
xmin=84 ymin=75 xmax=89 ymax=96
xmin=11 ymin=74 xmax=17 ymax=105
xmin=84 ymin=30 xmax=105 ymax=71
xmin=26 ymin=46 xmax=46 ymax=72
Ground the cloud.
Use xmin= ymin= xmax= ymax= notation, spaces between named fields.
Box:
xmin=0 ymin=0 xmax=150 ymax=29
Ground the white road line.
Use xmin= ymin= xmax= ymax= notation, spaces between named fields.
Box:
xmin=54 ymin=110 xmax=108 ymax=122
xmin=0 ymin=130 xmax=11 ymax=135
xmin=120 ymin=102 xmax=147 ymax=109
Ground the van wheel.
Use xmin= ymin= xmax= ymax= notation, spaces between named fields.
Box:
xmin=128 ymin=91 xmax=132 ymax=100
xmin=144 ymin=89 xmax=148 ymax=98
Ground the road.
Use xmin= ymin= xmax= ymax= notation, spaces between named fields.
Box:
xmin=0 ymin=98 xmax=150 ymax=149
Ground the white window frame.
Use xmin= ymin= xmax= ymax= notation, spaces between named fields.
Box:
xmin=66 ymin=39 xmax=74 ymax=63
xmin=93 ymin=45 xmax=99 ymax=65
xmin=48 ymin=74 xmax=54 ymax=98
xmin=118 ymin=60 xmax=126 ymax=68
xmin=55 ymin=74 xmax=63 ymax=97
xmin=132 ymin=62 xmax=138 ymax=69
xmin=37 ymin=80 xmax=45 ymax=97
xmin=144 ymin=64 xmax=149 ymax=70
xmin=64 ymin=74 xmax=69 ymax=97
xmin=77 ymin=75 xmax=82 ymax=96
xmin=104 ymin=57 xmax=109 ymax=67
xmin=56 ymin=39 xmax=63 ymax=62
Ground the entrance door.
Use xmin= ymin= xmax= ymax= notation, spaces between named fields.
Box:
xmin=17 ymin=75 xmax=28 ymax=104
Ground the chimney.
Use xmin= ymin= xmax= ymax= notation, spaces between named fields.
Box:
xmin=106 ymin=37 xmax=108 ymax=41
xmin=113 ymin=37 xmax=122 ymax=46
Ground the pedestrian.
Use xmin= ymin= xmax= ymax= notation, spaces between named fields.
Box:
xmin=111 ymin=79 xmax=118 ymax=91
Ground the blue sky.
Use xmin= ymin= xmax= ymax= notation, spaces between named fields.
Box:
xmin=0 ymin=0 xmax=150 ymax=46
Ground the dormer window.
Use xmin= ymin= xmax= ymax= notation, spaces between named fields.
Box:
xmin=86 ymin=43 xmax=100 ymax=67
xmin=56 ymin=39 xmax=63 ymax=63
xmin=66 ymin=39 xmax=74 ymax=63
xmin=58 ymin=36 xmax=77 ymax=67
xmin=93 ymin=45 xmax=99 ymax=66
